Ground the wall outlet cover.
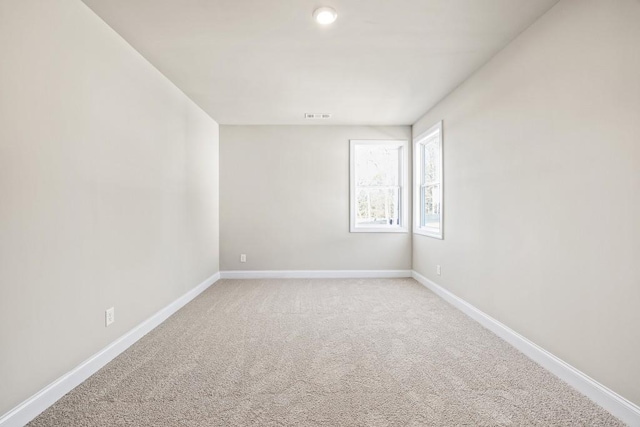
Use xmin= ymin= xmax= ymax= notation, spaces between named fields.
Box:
xmin=105 ymin=307 xmax=115 ymax=327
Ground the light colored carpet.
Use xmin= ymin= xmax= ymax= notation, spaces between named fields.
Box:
xmin=30 ymin=278 xmax=623 ymax=426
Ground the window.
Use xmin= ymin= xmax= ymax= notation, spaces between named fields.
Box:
xmin=414 ymin=121 xmax=443 ymax=238
xmin=350 ymin=140 xmax=409 ymax=233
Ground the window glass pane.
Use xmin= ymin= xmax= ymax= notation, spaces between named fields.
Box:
xmin=355 ymin=145 xmax=400 ymax=186
xmin=423 ymin=139 xmax=439 ymax=184
xmin=356 ymin=187 xmax=400 ymax=226
xmin=422 ymin=184 xmax=441 ymax=229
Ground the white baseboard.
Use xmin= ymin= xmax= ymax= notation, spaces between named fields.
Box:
xmin=411 ymin=271 xmax=640 ymax=427
xmin=220 ymin=270 xmax=413 ymax=279
xmin=0 ymin=272 xmax=221 ymax=427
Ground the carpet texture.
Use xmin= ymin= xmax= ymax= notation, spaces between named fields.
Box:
xmin=30 ymin=278 xmax=623 ymax=426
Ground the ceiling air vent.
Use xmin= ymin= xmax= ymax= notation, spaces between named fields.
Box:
xmin=305 ymin=113 xmax=332 ymax=119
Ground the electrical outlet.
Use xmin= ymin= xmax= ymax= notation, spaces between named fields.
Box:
xmin=105 ymin=307 xmax=115 ymax=327
xmin=436 ymin=265 xmax=441 ymax=276
xmin=240 ymin=254 xmax=246 ymax=263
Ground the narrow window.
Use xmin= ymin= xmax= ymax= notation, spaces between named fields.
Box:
xmin=414 ymin=121 xmax=443 ymax=239
xmin=350 ymin=140 xmax=409 ymax=233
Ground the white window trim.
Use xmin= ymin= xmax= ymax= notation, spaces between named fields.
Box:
xmin=350 ymin=139 xmax=409 ymax=233
xmin=413 ymin=121 xmax=444 ymax=239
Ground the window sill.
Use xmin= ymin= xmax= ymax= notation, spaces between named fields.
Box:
xmin=350 ymin=226 xmax=409 ymax=233
xmin=413 ymin=228 xmax=443 ymax=239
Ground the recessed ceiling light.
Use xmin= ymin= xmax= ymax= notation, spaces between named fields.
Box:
xmin=313 ymin=7 xmax=337 ymax=25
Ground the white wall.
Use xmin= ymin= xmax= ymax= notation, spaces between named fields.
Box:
xmin=220 ymin=125 xmax=412 ymax=271
xmin=0 ymin=0 xmax=219 ymax=415
xmin=412 ymin=0 xmax=640 ymax=406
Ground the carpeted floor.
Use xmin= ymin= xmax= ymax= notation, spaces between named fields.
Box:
xmin=30 ymin=278 xmax=623 ymax=426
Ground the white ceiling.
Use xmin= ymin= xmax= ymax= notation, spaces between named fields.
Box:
xmin=81 ymin=0 xmax=559 ymax=125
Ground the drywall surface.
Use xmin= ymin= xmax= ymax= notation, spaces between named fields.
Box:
xmin=0 ymin=0 xmax=219 ymax=415
xmin=412 ymin=0 xmax=640 ymax=405
xmin=220 ymin=126 xmax=412 ymax=271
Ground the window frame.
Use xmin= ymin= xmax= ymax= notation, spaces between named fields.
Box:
xmin=413 ymin=121 xmax=444 ymax=239
xmin=349 ymin=139 xmax=409 ymax=233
